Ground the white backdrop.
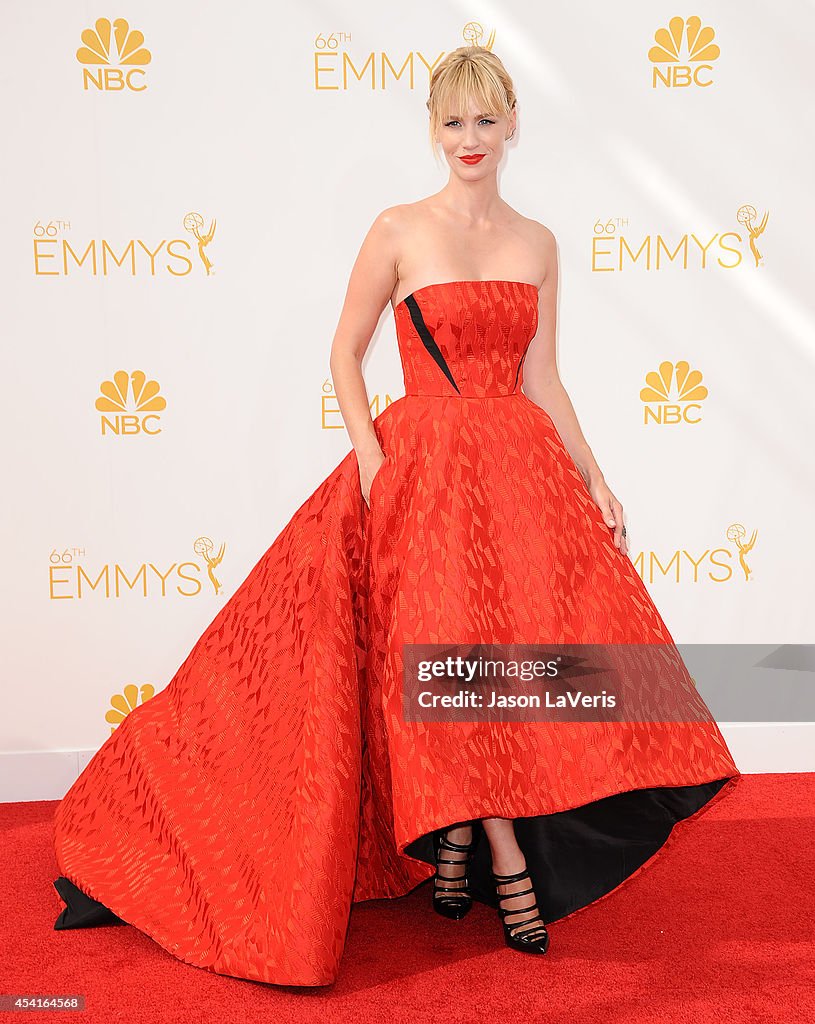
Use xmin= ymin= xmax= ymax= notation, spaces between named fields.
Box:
xmin=2 ymin=1 xmax=813 ymax=797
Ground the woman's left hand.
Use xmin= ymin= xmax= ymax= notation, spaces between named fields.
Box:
xmin=588 ymin=477 xmax=628 ymax=556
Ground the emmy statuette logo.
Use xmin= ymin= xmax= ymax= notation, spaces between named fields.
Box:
xmin=194 ymin=536 xmax=226 ymax=596
xmin=184 ymin=213 xmax=217 ymax=276
xmin=737 ymin=205 xmax=769 ymax=267
xmin=726 ymin=523 xmax=758 ymax=582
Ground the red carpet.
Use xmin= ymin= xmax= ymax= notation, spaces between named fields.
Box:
xmin=3 ymin=772 xmax=813 ymax=1023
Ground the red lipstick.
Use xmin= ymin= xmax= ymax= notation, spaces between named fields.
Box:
xmin=459 ymin=154 xmax=485 ymax=164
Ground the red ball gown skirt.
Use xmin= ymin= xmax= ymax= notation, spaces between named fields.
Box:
xmin=52 ymin=279 xmax=740 ymax=985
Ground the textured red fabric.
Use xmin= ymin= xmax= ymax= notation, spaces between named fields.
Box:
xmin=53 ymin=280 xmax=738 ymax=987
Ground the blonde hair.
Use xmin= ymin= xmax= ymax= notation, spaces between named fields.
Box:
xmin=426 ymin=46 xmax=517 ymax=162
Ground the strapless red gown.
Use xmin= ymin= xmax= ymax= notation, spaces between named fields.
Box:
xmin=52 ymin=279 xmax=739 ymax=986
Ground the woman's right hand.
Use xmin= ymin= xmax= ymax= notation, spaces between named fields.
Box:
xmin=358 ymin=449 xmax=387 ymax=509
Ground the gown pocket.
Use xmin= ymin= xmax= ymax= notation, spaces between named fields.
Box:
xmin=367 ymin=455 xmax=390 ymax=509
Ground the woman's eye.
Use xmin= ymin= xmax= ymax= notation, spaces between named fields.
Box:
xmin=445 ymin=119 xmax=495 ymax=127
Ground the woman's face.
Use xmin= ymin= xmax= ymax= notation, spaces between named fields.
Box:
xmin=436 ymin=99 xmax=515 ymax=174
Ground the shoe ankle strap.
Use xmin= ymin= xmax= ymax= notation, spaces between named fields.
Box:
xmin=492 ymin=867 xmax=530 ymax=883
xmin=440 ymin=835 xmax=473 ymax=853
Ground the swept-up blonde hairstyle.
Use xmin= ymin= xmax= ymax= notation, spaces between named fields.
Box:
xmin=426 ymin=45 xmax=517 ymax=162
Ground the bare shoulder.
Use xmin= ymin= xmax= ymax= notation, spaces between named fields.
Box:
xmin=366 ymin=203 xmax=404 ymax=238
xmin=527 ymin=218 xmax=557 ymax=253
xmin=356 ymin=204 xmax=413 ymax=278
xmin=503 ymin=208 xmax=557 ymax=282
xmin=368 ymin=200 xmax=426 ymax=234
xmin=362 ymin=203 xmax=419 ymax=260
xmin=525 ymin=218 xmax=558 ymax=281
xmin=368 ymin=200 xmax=436 ymax=284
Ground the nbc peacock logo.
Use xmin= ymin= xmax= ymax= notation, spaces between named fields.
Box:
xmin=76 ymin=17 xmax=152 ymax=91
xmin=106 ymin=683 xmax=156 ymax=734
xmin=95 ymin=370 xmax=167 ymax=436
xmin=640 ymin=360 xmax=708 ymax=425
xmin=648 ymin=16 xmax=720 ymax=88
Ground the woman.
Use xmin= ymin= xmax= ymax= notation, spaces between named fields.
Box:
xmin=52 ymin=46 xmax=740 ymax=985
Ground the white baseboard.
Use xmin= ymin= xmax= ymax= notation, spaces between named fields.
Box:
xmin=2 ymin=724 xmax=813 ymax=804
xmin=716 ymin=722 xmax=815 ymax=774
xmin=2 ymin=748 xmax=99 ymax=803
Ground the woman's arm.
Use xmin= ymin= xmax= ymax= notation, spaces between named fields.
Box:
xmin=522 ymin=225 xmax=628 ymax=554
xmin=522 ymin=226 xmax=603 ymax=488
xmin=329 ymin=209 xmax=402 ymax=506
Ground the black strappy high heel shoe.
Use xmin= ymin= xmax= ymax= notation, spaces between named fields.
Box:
xmin=492 ymin=866 xmax=550 ymax=954
xmin=433 ymin=828 xmax=475 ymax=920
